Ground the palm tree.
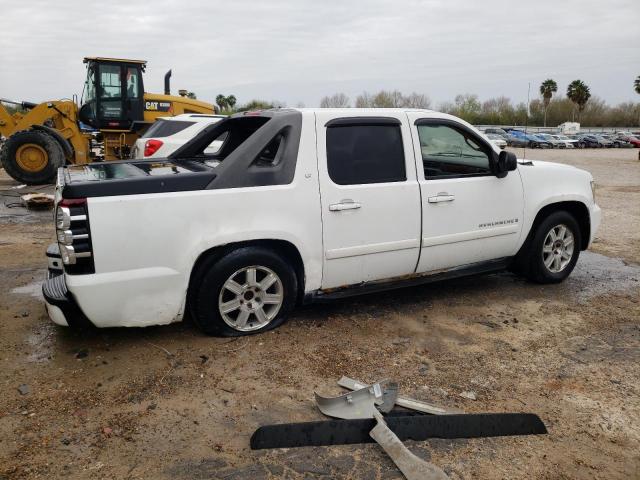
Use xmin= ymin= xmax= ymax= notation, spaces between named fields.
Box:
xmin=635 ymin=76 xmax=640 ymax=95
xmin=566 ymin=80 xmax=591 ymax=122
xmin=215 ymin=94 xmax=227 ymax=112
xmin=226 ymin=95 xmax=237 ymax=111
xmin=539 ymin=79 xmax=558 ymax=127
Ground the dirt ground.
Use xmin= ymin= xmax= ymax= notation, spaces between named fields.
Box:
xmin=0 ymin=148 xmax=639 ymax=479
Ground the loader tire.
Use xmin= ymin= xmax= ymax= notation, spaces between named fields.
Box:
xmin=0 ymin=130 xmax=64 ymax=184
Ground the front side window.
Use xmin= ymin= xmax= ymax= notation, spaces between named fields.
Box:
xmin=326 ymin=124 xmax=406 ymax=185
xmin=417 ymin=123 xmax=491 ymax=178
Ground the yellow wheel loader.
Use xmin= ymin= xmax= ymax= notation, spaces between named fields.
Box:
xmin=0 ymin=57 xmax=214 ymax=184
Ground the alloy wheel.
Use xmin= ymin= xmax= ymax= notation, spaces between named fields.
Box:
xmin=218 ymin=265 xmax=284 ymax=332
xmin=542 ymin=224 xmax=575 ymax=273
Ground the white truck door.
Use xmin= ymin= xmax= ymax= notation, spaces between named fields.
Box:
xmin=406 ymin=113 xmax=525 ymax=273
xmin=315 ymin=112 xmax=422 ymax=289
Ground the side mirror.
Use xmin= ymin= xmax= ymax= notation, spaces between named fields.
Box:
xmin=494 ymin=150 xmax=517 ymax=178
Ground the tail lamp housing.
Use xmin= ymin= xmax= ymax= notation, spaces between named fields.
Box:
xmin=144 ymin=139 xmax=164 ymax=157
xmin=55 ymin=198 xmax=94 ymax=273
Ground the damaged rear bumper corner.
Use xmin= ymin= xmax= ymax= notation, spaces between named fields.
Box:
xmin=42 ymin=274 xmax=95 ymax=329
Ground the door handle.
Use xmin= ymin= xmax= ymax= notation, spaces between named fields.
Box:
xmin=427 ymin=193 xmax=455 ymax=203
xmin=329 ymin=199 xmax=362 ymax=211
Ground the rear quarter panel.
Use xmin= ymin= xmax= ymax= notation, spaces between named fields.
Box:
xmin=67 ymin=111 xmax=322 ymax=327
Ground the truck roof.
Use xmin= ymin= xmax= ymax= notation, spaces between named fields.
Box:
xmin=232 ymin=108 xmax=438 ymax=118
xmin=273 ymin=107 xmax=435 ymax=114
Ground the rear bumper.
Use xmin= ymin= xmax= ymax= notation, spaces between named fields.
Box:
xmin=42 ymin=274 xmax=94 ymax=329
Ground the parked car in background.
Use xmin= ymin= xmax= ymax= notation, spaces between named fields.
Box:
xmin=590 ymin=134 xmax=614 ymax=148
xmin=600 ymin=134 xmax=633 ymax=148
xmin=506 ymin=132 xmax=551 ymax=149
xmin=616 ymin=134 xmax=640 ymax=147
xmin=566 ymin=134 xmax=587 ymax=148
xmin=526 ymin=134 xmax=553 ymax=148
xmin=536 ymin=133 xmax=564 ymax=148
xmin=483 ymin=127 xmax=510 ymax=140
xmin=577 ymin=134 xmax=603 ymax=148
xmin=506 ymin=134 xmax=529 ymax=147
xmin=132 ymin=114 xmax=226 ymax=159
xmin=486 ymin=133 xmax=507 ymax=149
xmin=550 ymin=134 xmax=576 ymax=148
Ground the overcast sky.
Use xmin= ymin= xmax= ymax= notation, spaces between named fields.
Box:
xmin=1 ymin=0 xmax=638 ymax=108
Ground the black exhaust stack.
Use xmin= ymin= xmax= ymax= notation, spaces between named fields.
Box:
xmin=164 ymin=70 xmax=172 ymax=95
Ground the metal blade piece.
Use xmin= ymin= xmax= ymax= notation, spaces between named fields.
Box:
xmin=338 ymin=376 xmax=463 ymax=415
xmin=250 ymin=413 xmax=547 ymax=450
xmin=370 ymin=411 xmax=449 ymax=480
xmin=378 ymin=382 xmax=399 ymax=413
xmin=315 ymin=381 xmax=398 ymax=419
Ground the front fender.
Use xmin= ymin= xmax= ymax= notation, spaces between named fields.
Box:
xmin=518 ymin=161 xmax=595 ymax=249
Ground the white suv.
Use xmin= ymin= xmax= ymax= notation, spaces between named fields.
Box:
xmin=132 ymin=114 xmax=225 ymax=159
xmin=45 ymin=108 xmax=600 ymax=336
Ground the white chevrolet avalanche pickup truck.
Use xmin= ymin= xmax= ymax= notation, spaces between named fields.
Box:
xmin=43 ymin=108 xmax=601 ymax=336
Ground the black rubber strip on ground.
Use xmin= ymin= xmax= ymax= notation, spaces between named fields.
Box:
xmin=250 ymin=413 xmax=547 ymax=450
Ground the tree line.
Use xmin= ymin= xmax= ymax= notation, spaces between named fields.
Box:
xmin=214 ymin=76 xmax=640 ymax=126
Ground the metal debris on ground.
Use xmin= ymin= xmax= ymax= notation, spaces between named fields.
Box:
xmin=20 ymin=193 xmax=54 ymax=210
xmin=371 ymin=411 xmax=449 ymax=480
xmin=251 ymin=376 xmax=547 ymax=480
xmin=338 ymin=376 xmax=463 ymax=415
xmin=315 ymin=381 xmax=397 ymax=419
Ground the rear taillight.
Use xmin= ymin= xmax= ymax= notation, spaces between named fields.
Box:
xmin=55 ymin=198 xmax=94 ymax=274
xmin=144 ymin=139 xmax=164 ymax=157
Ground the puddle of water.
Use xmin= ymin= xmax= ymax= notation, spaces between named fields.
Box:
xmin=570 ymin=251 xmax=640 ymax=300
xmin=11 ymin=280 xmax=43 ymax=299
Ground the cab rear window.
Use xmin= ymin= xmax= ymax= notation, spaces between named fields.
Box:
xmin=142 ymin=120 xmax=195 ymax=138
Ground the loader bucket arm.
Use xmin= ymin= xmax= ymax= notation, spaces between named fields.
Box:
xmin=0 ymin=103 xmax=18 ymax=137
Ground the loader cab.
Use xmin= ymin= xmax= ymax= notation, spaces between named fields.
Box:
xmin=79 ymin=57 xmax=146 ymax=131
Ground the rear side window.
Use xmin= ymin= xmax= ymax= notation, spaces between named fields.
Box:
xmin=326 ymin=125 xmax=406 ymax=185
xmin=142 ymin=120 xmax=195 ymax=138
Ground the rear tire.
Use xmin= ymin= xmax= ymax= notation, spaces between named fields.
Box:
xmin=192 ymin=247 xmax=297 ymax=336
xmin=517 ymin=211 xmax=581 ymax=284
xmin=0 ymin=130 xmax=64 ymax=184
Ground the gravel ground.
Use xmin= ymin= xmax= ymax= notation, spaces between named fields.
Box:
xmin=0 ymin=148 xmax=639 ymax=479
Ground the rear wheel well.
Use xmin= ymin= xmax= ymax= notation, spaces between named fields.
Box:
xmin=187 ymin=240 xmax=306 ymax=317
xmin=528 ymin=201 xmax=591 ymax=251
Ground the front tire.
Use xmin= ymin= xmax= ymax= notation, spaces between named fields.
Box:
xmin=0 ymin=130 xmax=65 ymax=184
xmin=518 ymin=211 xmax=581 ymax=284
xmin=192 ymin=247 xmax=298 ymax=336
